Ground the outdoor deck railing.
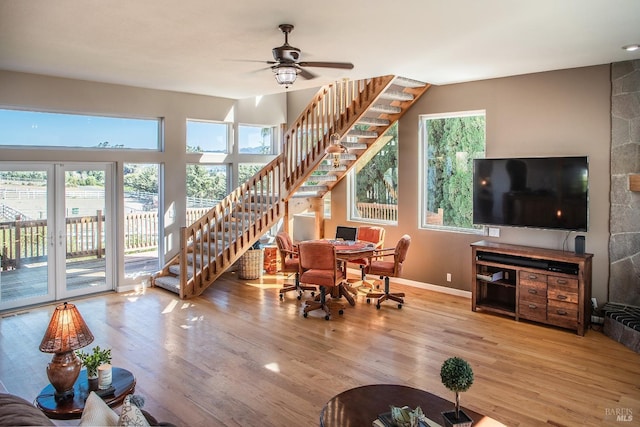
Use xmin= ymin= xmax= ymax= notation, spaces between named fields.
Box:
xmin=0 ymin=208 xmax=209 ymax=270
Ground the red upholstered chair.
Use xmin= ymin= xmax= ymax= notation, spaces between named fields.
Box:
xmin=275 ymin=232 xmax=316 ymax=300
xmin=298 ymin=241 xmax=346 ymax=320
xmin=346 ymin=226 xmax=385 ymax=293
xmin=365 ymin=234 xmax=411 ymax=309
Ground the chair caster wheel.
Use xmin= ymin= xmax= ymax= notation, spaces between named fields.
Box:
xmin=338 ymin=309 xmax=344 ymax=315
xmin=398 ymin=304 xmax=403 ymax=309
xmin=279 ymin=293 xmax=283 ymax=300
xmin=376 ymin=304 xmax=381 ymax=309
xmin=325 ymin=315 xmax=330 ymax=320
xmin=303 ymin=312 xmax=308 ymax=318
xmin=311 ymin=291 xmax=315 ymax=297
xmin=297 ymin=294 xmax=302 ymax=300
xmin=366 ymin=298 xmax=371 ymax=304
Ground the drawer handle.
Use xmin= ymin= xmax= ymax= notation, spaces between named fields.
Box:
xmin=528 ymin=304 xmax=537 ymax=309
xmin=557 ymin=279 xmax=567 ymax=285
xmin=556 ymin=310 xmax=568 ymax=315
xmin=528 ymin=275 xmax=537 ymax=280
xmin=528 ymin=289 xmax=538 ymax=294
xmin=557 ymin=295 xmax=568 ymax=300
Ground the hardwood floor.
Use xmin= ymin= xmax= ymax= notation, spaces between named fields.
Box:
xmin=1 ymin=272 xmax=638 ymax=426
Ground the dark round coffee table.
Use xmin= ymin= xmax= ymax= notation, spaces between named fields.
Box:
xmin=35 ymin=367 xmax=136 ymax=419
xmin=320 ymin=384 xmax=494 ymax=427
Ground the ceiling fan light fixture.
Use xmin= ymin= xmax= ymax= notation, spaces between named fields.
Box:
xmin=274 ymin=66 xmax=299 ymax=87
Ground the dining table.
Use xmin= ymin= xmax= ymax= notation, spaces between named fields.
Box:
xmin=326 ymin=239 xmax=376 ymax=305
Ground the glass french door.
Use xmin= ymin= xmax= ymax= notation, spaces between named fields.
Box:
xmin=0 ymin=163 xmax=114 ymax=311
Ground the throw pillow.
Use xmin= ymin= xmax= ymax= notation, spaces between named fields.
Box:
xmin=80 ymin=391 xmax=119 ymax=426
xmin=118 ymin=394 xmax=151 ymax=427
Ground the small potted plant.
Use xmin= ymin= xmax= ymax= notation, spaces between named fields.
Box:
xmin=75 ymin=345 xmax=112 ymax=379
xmin=440 ymin=356 xmax=474 ymax=427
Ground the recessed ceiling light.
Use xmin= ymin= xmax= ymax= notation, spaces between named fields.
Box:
xmin=622 ymin=44 xmax=640 ymax=52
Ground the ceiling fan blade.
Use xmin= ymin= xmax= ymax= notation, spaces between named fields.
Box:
xmin=299 ymin=68 xmax=317 ymax=80
xmin=249 ymin=66 xmax=273 ymax=74
xmin=298 ymin=61 xmax=354 ymax=70
xmin=228 ymin=59 xmax=278 ymax=65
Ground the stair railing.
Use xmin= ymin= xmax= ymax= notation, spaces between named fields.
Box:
xmin=283 ymin=75 xmax=394 ymax=193
xmin=171 ymin=75 xmax=395 ymax=298
xmin=177 ymin=157 xmax=282 ymax=298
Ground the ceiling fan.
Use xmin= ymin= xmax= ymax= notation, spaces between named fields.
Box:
xmin=261 ymin=24 xmax=354 ymax=87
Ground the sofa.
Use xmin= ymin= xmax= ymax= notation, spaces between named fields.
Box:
xmin=0 ymin=393 xmax=55 ymax=426
xmin=0 ymin=392 xmax=173 ymax=426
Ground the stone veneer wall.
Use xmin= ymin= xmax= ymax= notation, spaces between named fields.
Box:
xmin=610 ymin=59 xmax=640 ymax=306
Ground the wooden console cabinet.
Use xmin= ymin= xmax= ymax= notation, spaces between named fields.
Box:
xmin=471 ymin=240 xmax=593 ymax=335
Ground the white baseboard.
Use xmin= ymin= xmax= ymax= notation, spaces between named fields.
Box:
xmin=347 ymin=268 xmax=471 ymax=298
xmin=125 ymin=269 xmax=472 ymax=299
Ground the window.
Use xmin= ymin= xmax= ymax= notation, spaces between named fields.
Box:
xmin=123 ymin=163 xmax=161 ymax=278
xmin=0 ymin=109 xmax=160 ymax=150
xmin=419 ymin=111 xmax=486 ymax=232
xmin=186 ymin=164 xmax=229 ymax=210
xmin=238 ymin=124 xmax=274 ymax=154
xmin=349 ymin=123 xmax=398 ymax=224
xmin=186 ymin=120 xmax=229 ymax=153
xmin=238 ymin=163 xmax=266 ymax=185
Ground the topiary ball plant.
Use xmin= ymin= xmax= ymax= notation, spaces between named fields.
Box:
xmin=440 ymin=356 xmax=474 ymax=421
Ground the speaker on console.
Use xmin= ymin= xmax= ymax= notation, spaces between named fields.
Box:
xmin=575 ymin=235 xmax=585 ymax=255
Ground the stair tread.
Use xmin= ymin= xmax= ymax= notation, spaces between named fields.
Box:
xmin=348 ymin=129 xmax=378 ymax=138
xmin=306 ymin=174 xmax=338 ymax=182
xmin=358 ymin=117 xmax=390 ymax=126
xmin=393 ymin=76 xmax=428 ymax=88
xmin=154 ymin=276 xmax=180 ymax=293
xmin=380 ymin=90 xmax=414 ymax=101
xmin=369 ymin=104 xmax=402 ymax=114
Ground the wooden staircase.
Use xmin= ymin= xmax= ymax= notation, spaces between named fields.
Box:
xmin=152 ymin=75 xmax=431 ymax=298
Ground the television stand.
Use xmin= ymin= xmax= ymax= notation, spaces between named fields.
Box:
xmin=471 ymin=240 xmax=593 ymax=335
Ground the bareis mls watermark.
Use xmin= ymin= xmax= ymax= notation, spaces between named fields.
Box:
xmin=605 ymin=408 xmax=633 ymax=422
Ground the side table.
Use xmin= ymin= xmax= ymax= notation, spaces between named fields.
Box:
xmin=35 ymin=367 xmax=136 ymax=420
xmin=263 ymin=245 xmax=278 ymax=274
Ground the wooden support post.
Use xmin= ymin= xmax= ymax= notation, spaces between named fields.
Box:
xmin=311 ymin=198 xmax=325 ymax=240
xmin=630 ymin=174 xmax=640 ymax=192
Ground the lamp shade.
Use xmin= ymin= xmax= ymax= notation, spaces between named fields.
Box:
xmin=39 ymin=302 xmax=94 ymax=353
xmin=325 ymin=133 xmax=348 ymax=168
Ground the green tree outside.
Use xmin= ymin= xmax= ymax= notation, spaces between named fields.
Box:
xmin=425 ymin=114 xmax=485 ymax=229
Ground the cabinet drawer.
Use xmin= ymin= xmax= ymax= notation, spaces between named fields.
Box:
xmin=548 ymin=287 xmax=578 ymax=304
xmin=519 ymin=271 xmax=547 ymax=287
xmin=548 ymin=300 xmax=578 ymax=329
xmin=548 ymin=276 xmax=578 ymax=290
xmin=520 ymin=281 xmax=547 ymax=301
xmin=519 ymin=301 xmax=547 ymax=322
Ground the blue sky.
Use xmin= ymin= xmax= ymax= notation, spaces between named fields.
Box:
xmin=0 ymin=109 xmax=268 ymax=151
xmin=0 ymin=109 xmax=159 ymax=149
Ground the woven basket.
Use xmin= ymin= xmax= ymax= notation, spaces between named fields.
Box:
xmin=238 ymin=249 xmax=264 ymax=279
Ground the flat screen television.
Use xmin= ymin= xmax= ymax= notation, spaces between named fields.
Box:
xmin=473 ymin=156 xmax=589 ymax=231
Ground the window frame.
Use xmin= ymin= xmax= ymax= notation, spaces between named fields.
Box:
xmin=237 ymin=124 xmax=276 ymax=155
xmin=0 ymin=108 xmax=161 ymax=151
xmin=347 ymin=124 xmax=399 ymax=225
xmin=418 ymin=110 xmax=486 ymax=234
xmin=186 ymin=119 xmax=230 ymax=154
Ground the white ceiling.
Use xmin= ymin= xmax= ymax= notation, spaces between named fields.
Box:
xmin=1 ymin=0 xmax=639 ymax=100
